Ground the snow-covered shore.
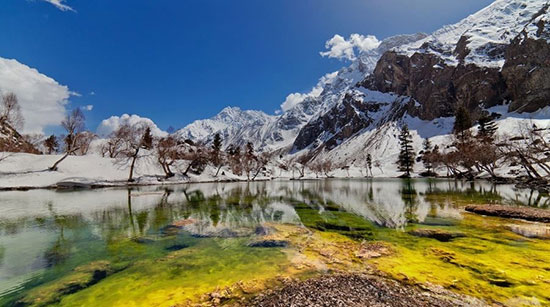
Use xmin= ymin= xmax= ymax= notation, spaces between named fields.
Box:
xmin=0 ymin=151 xmax=405 ymax=190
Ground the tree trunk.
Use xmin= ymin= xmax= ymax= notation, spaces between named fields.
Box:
xmin=128 ymin=149 xmax=139 ymax=182
xmin=49 ymin=148 xmax=79 ymax=171
xmin=165 ymin=163 xmax=175 ymax=178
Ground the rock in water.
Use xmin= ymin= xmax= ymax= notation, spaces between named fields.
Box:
xmin=408 ymin=228 xmax=466 ymax=242
xmin=465 ymin=205 xmax=550 ymax=223
xmin=247 ymin=240 xmax=289 ymax=248
xmin=507 ymin=224 xmax=550 ymax=239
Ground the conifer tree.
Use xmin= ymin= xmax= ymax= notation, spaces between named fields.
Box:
xmin=453 ymin=106 xmax=472 ymax=139
xmin=421 ymin=138 xmax=433 ymax=173
xmin=366 ymin=154 xmax=373 ymax=177
xmin=397 ymin=124 xmax=415 ymax=178
xmin=211 ymin=133 xmax=224 ymax=176
xmin=44 ymin=135 xmax=59 ymax=154
xmin=142 ymin=127 xmax=153 ymax=149
xmin=477 ymin=115 xmax=498 ymax=143
xmin=212 ymin=133 xmax=222 ymax=152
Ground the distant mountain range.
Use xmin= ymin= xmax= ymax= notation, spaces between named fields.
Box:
xmin=108 ymin=0 xmax=550 ymax=167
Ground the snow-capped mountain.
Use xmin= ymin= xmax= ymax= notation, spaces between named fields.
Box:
xmin=397 ymin=0 xmax=550 ymax=68
xmin=176 ymin=107 xmax=276 ymax=147
xmin=176 ymin=0 xmax=550 ymax=167
xmin=175 ymin=33 xmax=427 ymax=151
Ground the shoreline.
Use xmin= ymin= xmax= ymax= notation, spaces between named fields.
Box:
xmin=243 ymin=272 xmax=487 ymax=307
xmin=0 ymin=175 xmax=547 ymax=192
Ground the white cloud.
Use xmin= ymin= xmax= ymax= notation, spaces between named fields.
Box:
xmin=84 ymin=105 xmax=94 ymax=111
xmin=0 ymin=57 xmax=71 ymax=133
xmin=320 ymin=34 xmax=381 ymax=61
xmin=42 ymin=0 xmax=75 ymax=12
xmin=89 ymin=91 xmax=96 ymax=96
xmin=96 ymin=114 xmax=168 ymax=138
xmin=281 ymin=93 xmax=309 ymax=112
xmin=280 ymin=71 xmax=338 ymax=112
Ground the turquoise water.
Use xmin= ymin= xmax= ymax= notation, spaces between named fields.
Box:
xmin=0 ymin=179 xmax=548 ymax=306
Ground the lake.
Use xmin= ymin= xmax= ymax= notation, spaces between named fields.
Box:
xmin=0 ymin=179 xmax=549 ymax=306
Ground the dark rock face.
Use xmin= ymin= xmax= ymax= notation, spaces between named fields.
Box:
xmin=365 ymin=51 xmax=507 ymax=121
xmin=292 ymin=94 xmax=384 ymax=151
xmin=365 ymin=29 xmax=550 ymax=121
xmin=0 ymin=120 xmax=40 ymax=154
xmin=502 ymin=37 xmax=550 ymax=112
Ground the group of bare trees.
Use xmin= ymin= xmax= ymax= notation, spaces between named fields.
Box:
xmin=418 ymin=113 xmax=502 ymax=179
xmin=501 ymin=123 xmax=550 ymax=180
xmin=99 ymin=127 xmax=274 ymax=182
xmin=225 ymin=142 xmax=271 ymax=180
xmin=49 ymin=108 xmax=97 ymax=170
xmin=416 ymin=111 xmax=550 ymax=182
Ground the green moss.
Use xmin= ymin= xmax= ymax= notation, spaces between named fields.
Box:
xmin=18 ymin=261 xmax=117 ymax=307
xmin=372 ymin=213 xmax=550 ymax=305
xmin=56 ymin=238 xmax=289 ymax=307
xmin=294 ymin=202 xmax=377 ymax=240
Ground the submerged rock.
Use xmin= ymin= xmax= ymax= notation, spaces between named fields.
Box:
xmin=160 ymin=225 xmax=182 ymax=236
xmin=190 ymin=228 xmax=252 ymax=238
xmin=248 ymin=240 xmax=289 ymax=248
xmin=465 ymin=205 xmax=550 ymax=223
xmin=18 ymin=261 xmax=117 ymax=306
xmin=408 ymin=228 xmax=466 ymax=242
xmin=507 ymin=224 xmax=550 ymax=239
xmin=165 ymin=244 xmax=188 ymax=251
xmin=133 ymin=237 xmax=157 ymax=244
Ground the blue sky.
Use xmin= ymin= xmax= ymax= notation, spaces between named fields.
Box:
xmin=1 ymin=0 xmax=493 ymax=132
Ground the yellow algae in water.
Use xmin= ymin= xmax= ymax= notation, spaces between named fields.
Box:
xmin=372 ymin=213 xmax=550 ymax=305
xmin=56 ymin=238 xmax=288 ymax=307
xmin=48 ymin=223 xmax=384 ymax=306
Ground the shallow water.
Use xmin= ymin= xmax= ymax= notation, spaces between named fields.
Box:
xmin=0 ymin=179 xmax=549 ymax=306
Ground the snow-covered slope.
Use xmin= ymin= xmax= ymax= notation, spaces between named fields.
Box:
xmin=397 ymin=0 xmax=550 ymax=67
xmin=175 ymin=33 xmax=427 ymax=151
xmin=104 ymin=0 xmax=550 ymax=172
xmin=176 ymin=107 xmax=277 ymax=147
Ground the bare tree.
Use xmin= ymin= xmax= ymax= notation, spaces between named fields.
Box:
xmin=292 ymin=154 xmax=311 ymax=178
xmin=501 ymin=123 xmax=550 ymax=179
xmin=0 ymin=92 xmax=24 ymax=130
xmin=101 ymin=131 xmax=126 ymax=158
xmin=374 ymin=160 xmax=384 ymax=174
xmin=251 ymin=152 xmax=272 ymax=180
xmin=157 ymin=136 xmax=180 ymax=178
xmin=181 ymin=145 xmax=208 ymax=176
xmin=310 ymin=160 xmax=323 ymax=178
xmin=116 ymin=124 xmax=154 ymax=182
xmin=321 ymin=160 xmax=334 ymax=177
xmin=226 ymin=144 xmax=242 ymax=176
xmin=74 ymin=131 xmax=97 ymax=156
xmin=50 ymin=109 xmax=86 ymax=171
xmin=277 ymin=157 xmax=293 ymax=177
